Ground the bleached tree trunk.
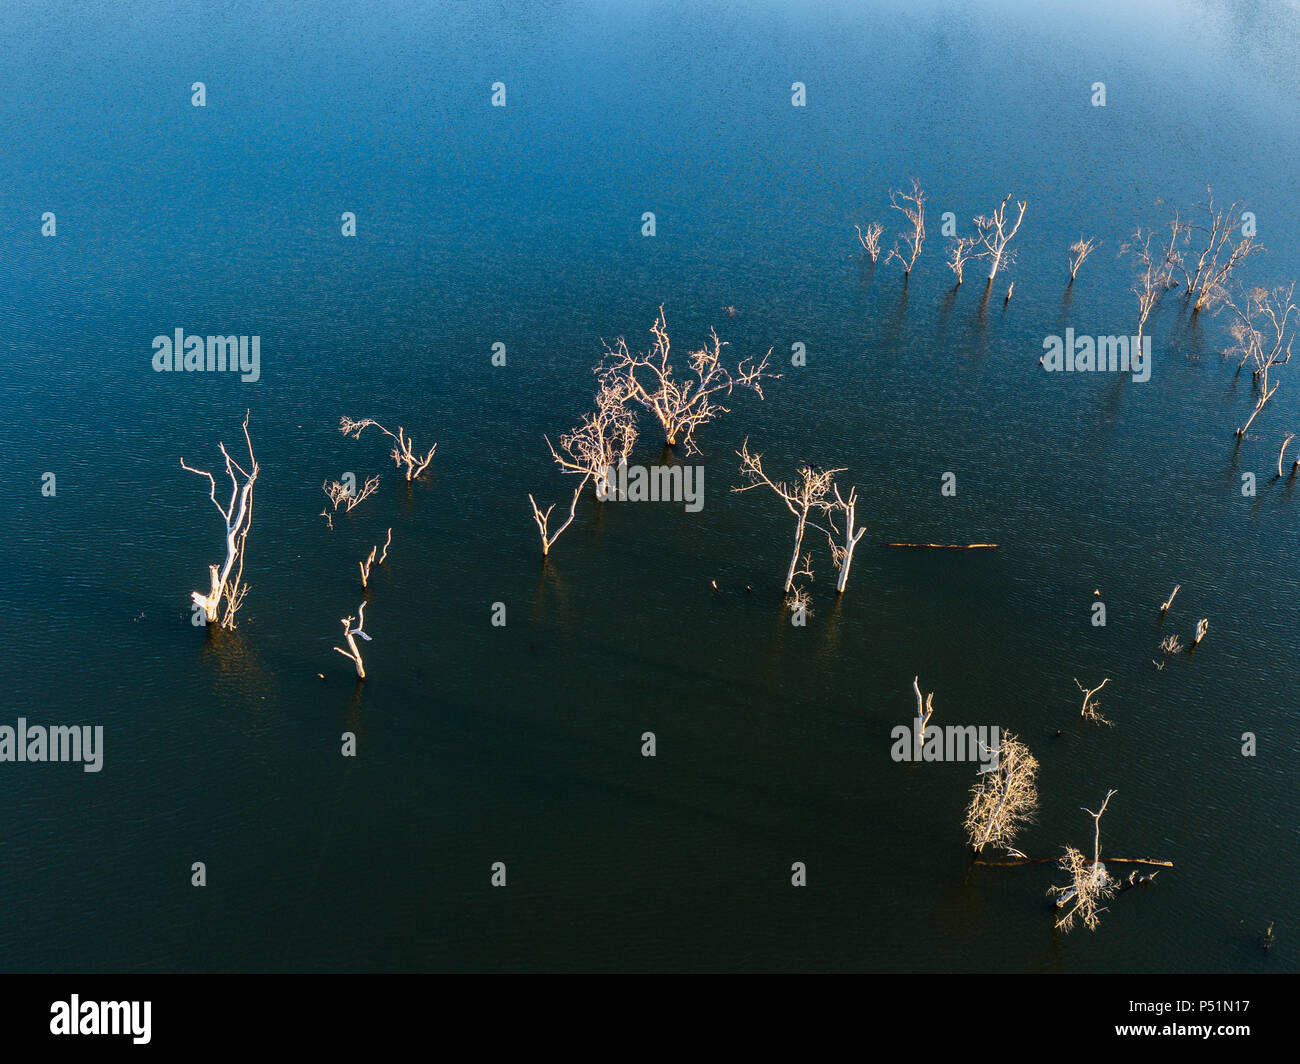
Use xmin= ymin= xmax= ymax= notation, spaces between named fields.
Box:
xmin=529 ymin=475 xmax=590 ymax=556
xmin=832 ymin=484 xmax=866 ymax=593
xmin=785 ymin=513 xmax=808 ymax=593
xmin=180 ymin=412 xmax=259 ymax=628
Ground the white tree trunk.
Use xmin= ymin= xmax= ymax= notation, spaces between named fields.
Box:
xmin=785 ymin=515 xmax=807 ymax=592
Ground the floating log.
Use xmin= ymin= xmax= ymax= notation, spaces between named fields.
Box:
xmin=887 ymin=542 xmax=998 ymax=549
xmin=973 ymin=856 xmax=1172 ymax=868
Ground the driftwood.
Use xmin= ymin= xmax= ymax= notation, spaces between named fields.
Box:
xmin=974 ymin=856 xmax=1172 ymax=868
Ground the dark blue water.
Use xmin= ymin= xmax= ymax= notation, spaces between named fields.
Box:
xmin=1 ymin=0 xmax=1296 ymax=971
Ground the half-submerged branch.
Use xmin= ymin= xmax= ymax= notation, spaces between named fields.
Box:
xmin=340 ymin=416 xmax=437 ymax=481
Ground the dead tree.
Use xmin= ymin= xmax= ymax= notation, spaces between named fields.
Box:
xmin=527 ymin=379 xmax=638 ymax=556
xmin=1159 ymin=583 xmax=1180 ymax=615
xmin=359 ymin=528 xmax=392 ymax=589
xmin=854 ymin=222 xmax=884 ymax=262
xmin=1075 ymin=677 xmax=1112 ymax=727
xmin=528 ymin=476 xmax=589 ymax=557
xmin=1279 ymin=434 xmax=1297 ymax=477
xmin=974 ymin=194 xmax=1027 ymax=283
xmin=1067 ymin=237 xmax=1101 ymax=283
xmin=734 ymin=441 xmax=843 ymax=592
xmin=599 ymin=307 xmax=776 ymax=455
xmin=323 ymin=475 xmax=380 ymax=519
xmin=1177 ymin=187 xmax=1263 ymax=313
xmin=548 ymin=377 xmax=638 ymax=487
xmin=884 ymin=179 xmax=926 ymax=277
xmin=1049 ymin=790 xmax=1119 ymax=932
xmin=1193 ymin=618 xmax=1209 ymax=647
xmin=1226 ymin=284 xmax=1296 ymax=438
xmin=180 ymin=411 xmax=259 ymax=629
xmin=827 ymin=484 xmax=867 ymax=593
xmin=965 ymin=732 xmax=1039 ymax=853
xmin=913 ymin=677 xmax=935 ymax=744
xmin=333 ymin=601 xmax=372 ymax=679
xmin=1159 ymin=634 xmax=1182 ymax=655
xmin=339 ymin=416 xmax=436 ymax=481
xmin=1121 ymin=228 xmax=1172 ymax=347
xmin=947 ymin=234 xmax=979 ymax=286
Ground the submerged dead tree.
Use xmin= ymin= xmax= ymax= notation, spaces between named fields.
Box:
xmin=528 ymin=377 xmax=638 ymax=556
xmin=340 ymin=416 xmax=437 ymax=481
xmin=1049 ymin=790 xmax=1119 ymax=932
xmin=180 ymin=411 xmax=259 ymax=629
xmin=599 ymin=307 xmax=775 ymax=455
xmin=827 ymin=484 xmax=867 ymax=593
xmin=885 ymin=179 xmax=927 ymax=278
xmin=965 ymin=732 xmax=1039 ymax=853
xmin=359 ymin=528 xmax=392 ymax=589
xmin=947 ymin=234 xmax=979 ymax=286
xmin=1075 ymin=677 xmax=1112 ymax=727
xmin=1120 ymin=228 xmax=1173 ymax=347
xmin=854 ymin=222 xmax=884 ymax=262
xmin=1175 ymin=187 xmax=1262 ymax=313
xmin=734 ymin=441 xmax=843 ymax=592
xmin=975 ymin=194 xmax=1027 ymax=283
xmin=1226 ymin=283 xmax=1297 ymax=439
xmin=1067 ymin=237 xmax=1101 ymax=283
xmin=333 ymin=601 xmax=372 ymax=679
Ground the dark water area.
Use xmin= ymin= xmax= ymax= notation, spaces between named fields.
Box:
xmin=1 ymin=0 xmax=1297 ymax=971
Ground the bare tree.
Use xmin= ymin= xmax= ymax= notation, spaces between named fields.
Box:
xmin=1120 ymin=228 xmax=1172 ymax=347
xmin=1075 ymin=677 xmax=1112 ymax=727
xmin=1193 ymin=618 xmax=1209 ymax=647
xmin=528 ymin=477 xmax=589 ymax=557
xmin=913 ymin=676 xmax=935 ymax=744
xmin=1178 ymin=187 xmax=1263 ymax=313
xmin=974 ymin=194 xmax=1027 ymax=283
xmin=547 ymin=377 xmax=638 ymax=486
xmin=965 ymin=732 xmax=1039 ymax=853
xmin=1226 ymin=284 xmax=1297 ymax=438
xmin=947 ymin=234 xmax=979 ymax=286
xmin=1049 ymin=790 xmax=1119 ymax=932
xmin=1067 ymin=237 xmax=1101 ymax=283
xmin=323 ymin=475 xmax=380 ymax=521
xmin=526 ymin=379 xmax=639 ymax=556
xmin=333 ymin=601 xmax=372 ymax=679
xmin=884 ymin=179 xmax=927 ymax=277
xmin=359 ymin=528 xmax=392 ymax=589
xmin=340 ymin=416 xmax=436 ymax=481
xmin=734 ymin=442 xmax=844 ymax=592
xmin=855 ymin=222 xmax=884 ymax=262
xmin=600 ymin=307 xmax=776 ymax=455
xmin=1159 ymin=634 xmax=1182 ymax=655
xmin=827 ymin=483 xmax=867 ymax=593
xmin=180 ymin=411 xmax=259 ymax=629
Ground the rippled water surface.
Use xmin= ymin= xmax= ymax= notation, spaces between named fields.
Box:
xmin=1 ymin=0 xmax=1297 ymax=971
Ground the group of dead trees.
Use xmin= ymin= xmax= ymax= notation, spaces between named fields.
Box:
xmin=324 ymin=416 xmax=436 ymax=678
xmin=891 ymin=673 xmax=1167 ymax=932
xmin=528 ymin=306 xmax=776 ymax=555
xmin=958 ymin=724 xmax=1168 ymax=931
xmin=856 ymin=180 xmax=1029 ymax=296
xmin=182 ymin=409 xmax=434 ymax=681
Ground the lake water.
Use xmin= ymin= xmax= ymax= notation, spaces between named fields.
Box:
xmin=1 ymin=0 xmax=1296 ymax=971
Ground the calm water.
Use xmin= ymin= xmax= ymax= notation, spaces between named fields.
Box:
xmin=1 ymin=0 xmax=1297 ymax=972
